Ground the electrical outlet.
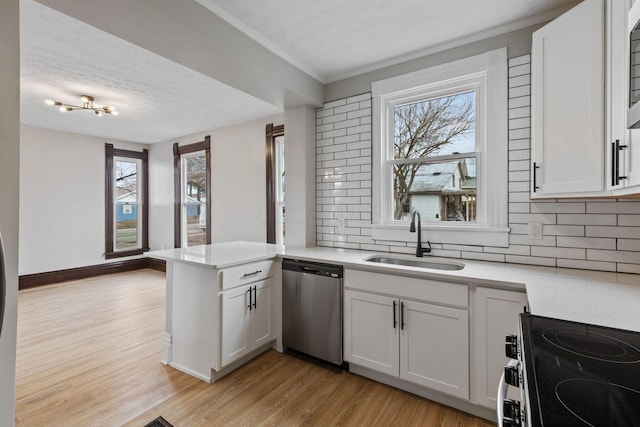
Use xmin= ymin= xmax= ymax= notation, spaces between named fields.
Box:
xmin=529 ymin=222 xmax=543 ymax=240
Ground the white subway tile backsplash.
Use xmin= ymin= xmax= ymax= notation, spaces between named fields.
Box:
xmin=509 ymin=192 xmax=532 ymax=203
xmin=323 ymin=99 xmax=346 ymax=109
xmin=509 ymin=149 xmax=530 ymax=161
xmin=587 ymin=249 xmax=640 ymax=264
xmin=617 ymin=239 xmax=640 ymax=251
xmin=508 ymin=213 xmax=556 ymax=224
xmin=509 ymin=54 xmax=531 ymax=67
xmin=508 ymin=117 xmax=530 ymax=130
xmin=509 ymin=234 xmax=557 ymax=246
xmin=509 ymin=128 xmax=530 ymax=140
xmin=587 ymin=201 xmax=640 ymax=214
xmin=334 ymin=103 xmax=362 ymax=115
xmin=509 ymin=85 xmax=531 ymax=99
xmin=509 ymin=160 xmax=530 ymax=172
xmin=322 ymin=129 xmax=347 ymax=139
xmin=509 ymin=171 xmax=530 ymax=182
xmin=556 ymin=236 xmax=616 ymax=250
xmin=347 ymin=93 xmax=371 ymax=104
xmin=315 ymin=56 xmax=640 ymax=274
xmin=619 ymin=215 xmax=640 ymax=226
xmin=322 ymin=113 xmax=347 ymax=124
xmin=531 ymin=203 xmax=585 ymax=214
xmin=531 ymin=246 xmax=585 ymax=260
xmin=587 ymin=226 xmax=640 ymax=239
xmin=509 ymin=203 xmax=530 ymax=213
xmin=505 ymin=255 xmax=556 ymax=267
xmin=557 ymin=214 xmax=616 ymax=225
xmin=509 ymin=181 xmax=530 ymax=192
xmin=543 ymin=225 xmax=584 ymax=236
xmin=484 ymin=245 xmax=531 ymax=256
xmin=347 ymin=124 xmax=372 ymax=135
xmin=509 ymin=63 xmax=531 ymax=77
xmin=557 ymin=259 xmax=617 ymax=272
xmin=617 ymin=263 xmax=640 ymax=274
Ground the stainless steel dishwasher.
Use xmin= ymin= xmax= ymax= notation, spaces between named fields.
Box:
xmin=282 ymin=258 xmax=344 ymax=366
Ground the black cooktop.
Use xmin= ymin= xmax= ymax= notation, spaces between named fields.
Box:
xmin=520 ymin=314 xmax=640 ymax=427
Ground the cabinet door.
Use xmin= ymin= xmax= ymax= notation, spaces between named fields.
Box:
xmin=250 ymin=279 xmax=272 ymax=348
xmin=344 ymin=290 xmax=399 ymax=376
xmin=472 ymin=287 xmax=528 ymax=409
xmin=220 ymin=285 xmax=251 ymax=367
xmin=531 ymin=0 xmax=605 ymax=197
xmin=399 ymin=300 xmax=469 ymax=399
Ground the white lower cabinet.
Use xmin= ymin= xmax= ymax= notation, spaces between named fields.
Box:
xmin=472 ymin=286 xmax=528 ymax=409
xmin=345 ymin=284 xmax=469 ymax=400
xmin=220 ymin=278 xmax=272 ymax=367
xmin=400 ymin=299 xmax=468 ymax=398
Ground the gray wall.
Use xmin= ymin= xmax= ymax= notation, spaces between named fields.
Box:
xmin=0 ymin=0 xmax=19 ymax=424
xmin=325 ymin=24 xmax=543 ymax=102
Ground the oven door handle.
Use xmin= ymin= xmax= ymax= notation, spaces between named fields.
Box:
xmin=497 ymin=359 xmax=519 ymax=425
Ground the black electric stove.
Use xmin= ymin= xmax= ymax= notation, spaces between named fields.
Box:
xmin=520 ymin=314 xmax=640 ymax=426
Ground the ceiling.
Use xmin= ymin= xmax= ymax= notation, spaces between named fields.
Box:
xmin=20 ymin=0 xmax=577 ymax=144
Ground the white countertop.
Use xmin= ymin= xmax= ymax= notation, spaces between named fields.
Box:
xmin=147 ymin=242 xmax=640 ymax=332
xmin=146 ymin=241 xmax=279 ymax=269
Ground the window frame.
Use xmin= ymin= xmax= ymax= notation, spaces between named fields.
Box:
xmin=173 ymin=137 xmax=211 ymax=248
xmin=265 ymin=123 xmax=284 ymax=244
xmin=104 ymin=143 xmax=149 ymax=259
xmin=371 ymin=48 xmax=509 ymax=247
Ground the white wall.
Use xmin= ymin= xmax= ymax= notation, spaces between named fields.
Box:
xmin=0 ymin=0 xmax=19 ymax=424
xmin=149 ymin=114 xmax=284 ymax=250
xmin=284 ymin=105 xmax=316 ymax=247
xmin=19 ymin=125 xmax=148 ymax=275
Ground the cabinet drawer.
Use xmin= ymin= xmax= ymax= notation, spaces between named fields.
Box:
xmin=345 ymin=269 xmax=468 ymax=308
xmin=220 ymin=260 xmax=273 ymax=290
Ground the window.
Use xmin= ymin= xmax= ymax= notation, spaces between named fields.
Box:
xmin=173 ymin=137 xmax=211 ymax=248
xmin=105 ymin=144 xmax=149 ymax=258
xmin=372 ymin=48 xmax=509 ymax=246
xmin=275 ymin=135 xmax=285 ymax=245
xmin=265 ymin=123 xmax=285 ymax=245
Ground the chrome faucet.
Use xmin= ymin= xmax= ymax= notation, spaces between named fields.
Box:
xmin=409 ymin=210 xmax=431 ymax=257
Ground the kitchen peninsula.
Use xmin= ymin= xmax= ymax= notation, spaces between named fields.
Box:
xmin=146 ymin=241 xmax=283 ymax=383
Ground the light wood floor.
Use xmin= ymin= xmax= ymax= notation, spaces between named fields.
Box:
xmin=15 ymin=269 xmax=494 ymax=427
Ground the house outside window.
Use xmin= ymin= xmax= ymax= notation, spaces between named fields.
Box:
xmin=372 ymin=48 xmax=509 ymax=247
xmin=105 ymin=144 xmax=149 ymax=258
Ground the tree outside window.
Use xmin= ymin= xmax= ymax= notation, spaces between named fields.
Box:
xmin=392 ymin=91 xmax=477 ymax=223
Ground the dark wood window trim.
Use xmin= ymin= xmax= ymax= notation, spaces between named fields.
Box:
xmin=265 ymin=124 xmax=284 ymax=244
xmin=105 ymin=143 xmax=149 ymax=259
xmin=173 ymin=136 xmax=211 ymax=248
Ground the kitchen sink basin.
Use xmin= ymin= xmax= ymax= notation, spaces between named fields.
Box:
xmin=364 ymin=255 xmax=464 ymax=271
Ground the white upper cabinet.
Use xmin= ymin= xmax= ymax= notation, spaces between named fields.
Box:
xmin=531 ymin=0 xmax=605 ymax=198
xmin=610 ymin=0 xmax=640 ymax=193
xmin=532 ymin=0 xmax=640 ymax=197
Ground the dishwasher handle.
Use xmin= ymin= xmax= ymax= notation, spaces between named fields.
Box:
xmin=282 ymin=259 xmax=343 ymax=278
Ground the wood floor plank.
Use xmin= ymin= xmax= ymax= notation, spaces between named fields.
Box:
xmin=15 ymin=269 xmax=494 ymax=427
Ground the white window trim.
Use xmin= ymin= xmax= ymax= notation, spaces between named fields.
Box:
xmin=371 ymin=48 xmax=509 ymax=247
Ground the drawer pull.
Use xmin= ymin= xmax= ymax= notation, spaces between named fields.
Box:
xmin=242 ymin=270 xmax=262 ymax=278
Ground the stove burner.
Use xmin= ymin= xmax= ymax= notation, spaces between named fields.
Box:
xmin=542 ymin=328 xmax=640 ymax=363
xmin=555 ymin=379 xmax=640 ymax=426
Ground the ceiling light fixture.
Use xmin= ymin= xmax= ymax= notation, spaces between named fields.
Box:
xmin=44 ymin=95 xmax=119 ymax=117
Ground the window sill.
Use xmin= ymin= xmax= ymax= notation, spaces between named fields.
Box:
xmin=371 ymin=224 xmax=509 ymax=248
xmin=105 ymin=248 xmax=147 ymax=259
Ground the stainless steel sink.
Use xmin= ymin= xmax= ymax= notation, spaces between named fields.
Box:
xmin=364 ymin=255 xmax=464 ymax=271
